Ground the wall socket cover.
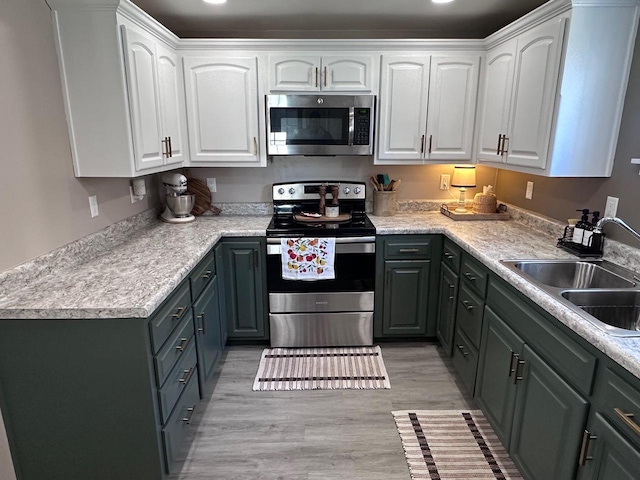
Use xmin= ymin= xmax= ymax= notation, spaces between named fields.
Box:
xmin=440 ymin=174 xmax=450 ymax=190
xmin=207 ymin=178 xmax=217 ymax=193
xmin=525 ymin=181 xmax=534 ymax=200
xmin=89 ymin=195 xmax=99 ymax=217
xmin=604 ymin=196 xmax=619 ymax=218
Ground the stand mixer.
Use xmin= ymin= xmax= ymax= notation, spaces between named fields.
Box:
xmin=160 ymin=173 xmax=196 ymax=223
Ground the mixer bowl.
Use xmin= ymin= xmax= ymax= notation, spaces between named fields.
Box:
xmin=166 ymin=194 xmax=195 ymax=217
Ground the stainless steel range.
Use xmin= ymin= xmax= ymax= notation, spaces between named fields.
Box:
xmin=266 ymin=181 xmax=376 ymax=348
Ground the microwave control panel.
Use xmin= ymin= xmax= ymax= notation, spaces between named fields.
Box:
xmin=353 ymin=108 xmax=371 ymax=145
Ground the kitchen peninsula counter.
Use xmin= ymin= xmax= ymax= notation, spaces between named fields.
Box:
xmin=0 ymin=209 xmax=639 ymax=379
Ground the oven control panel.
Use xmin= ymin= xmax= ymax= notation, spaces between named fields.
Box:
xmin=272 ymin=182 xmax=366 ymax=201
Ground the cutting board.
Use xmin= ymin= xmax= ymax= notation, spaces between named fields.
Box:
xmin=186 ymin=176 xmax=221 ymax=216
xmin=294 ymin=213 xmax=351 ymax=223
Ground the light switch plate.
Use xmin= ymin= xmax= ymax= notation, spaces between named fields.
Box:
xmin=207 ymin=178 xmax=217 ymax=193
xmin=604 ymin=196 xmax=619 ymax=217
xmin=89 ymin=195 xmax=99 ymax=217
xmin=440 ymin=174 xmax=450 ymax=190
xmin=525 ymin=181 xmax=534 ymax=200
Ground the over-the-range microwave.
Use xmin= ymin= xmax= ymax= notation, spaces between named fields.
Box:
xmin=266 ymin=94 xmax=375 ymax=156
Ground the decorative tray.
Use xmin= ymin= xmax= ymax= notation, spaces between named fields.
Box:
xmin=440 ymin=203 xmax=511 ymax=221
xmin=294 ymin=213 xmax=351 ymax=223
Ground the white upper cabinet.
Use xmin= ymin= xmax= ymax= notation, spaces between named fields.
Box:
xmin=376 ymin=54 xmax=480 ymax=165
xmin=476 ymin=40 xmax=517 ymax=164
xmin=426 ymin=56 xmax=480 ymax=161
xmin=183 ymin=56 xmax=264 ymax=167
xmin=269 ymin=54 xmax=373 ymax=92
xmin=477 ymin=1 xmax=640 ymax=177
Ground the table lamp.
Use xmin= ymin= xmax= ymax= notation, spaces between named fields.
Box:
xmin=451 ymin=166 xmax=476 ymax=213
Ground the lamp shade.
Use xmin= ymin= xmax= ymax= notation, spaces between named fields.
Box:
xmin=451 ymin=166 xmax=476 ymax=188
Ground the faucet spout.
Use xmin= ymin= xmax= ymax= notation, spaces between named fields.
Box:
xmin=594 ymin=216 xmax=640 ymax=243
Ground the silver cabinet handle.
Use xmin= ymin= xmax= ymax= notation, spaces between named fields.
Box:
xmin=253 ymin=137 xmax=257 ymax=155
xmin=399 ymin=248 xmax=420 ymax=253
xmin=168 ymin=136 xmax=172 ymax=157
xmin=178 ymin=366 xmax=195 ymax=385
xmin=457 ymin=345 xmax=469 ymax=357
xmin=172 ymin=306 xmax=187 ymax=320
xmin=183 ymin=406 xmax=196 ymax=424
xmin=175 ymin=337 xmax=189 ymax=352
xmin=315 ymin=67 xmax=318 ymax=87
xmin=464 ymin=272 xmax=477 ymax=281
xmin=201 ymin=270 xmax=213 ymax=280
xmin=614 ymin=408 xmax=640 ymax=437
xmin=197 ymin=313 xmax=205 ymax=334
xmin=324 ymin=66 xmax=327 ymax=87
xmin=578 ymin=429 xmax=597 ymax=465
xmin=508 ymin=351 xmax=518 ymax=377
xmin=462 ymin=300 xmax=474 ymax=311
xmin=513 ymin=359 xmax=526 ymax=384
xmin=444 ymin=252 xmax=454 ymax=260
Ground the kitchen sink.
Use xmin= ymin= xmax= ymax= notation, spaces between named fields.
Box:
xmin=501 ymin=259 xmax=640 ymax=337
xmin=561 ymin=290 xmax=640 ymax=334
xmin=509 ymin=260 xmax=636 ymax=289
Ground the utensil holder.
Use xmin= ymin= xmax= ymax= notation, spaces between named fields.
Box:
xmin=373 ymin=191 xmax=397 ymax=216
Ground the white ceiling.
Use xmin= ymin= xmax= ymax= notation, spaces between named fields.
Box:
xmin=131 ymin=0 xmax=550 ymax=39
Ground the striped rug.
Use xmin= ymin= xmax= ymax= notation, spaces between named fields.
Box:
xmin=392 ymin=410 xmax=523 ymax=480
xmin=252 ymin=345 xmax=391 ymax=391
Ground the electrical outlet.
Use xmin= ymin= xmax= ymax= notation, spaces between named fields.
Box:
xmin=525 ymin=181 xmax=534 ymax=200
xmin=129 ymin=186 xmax=138 ymax=204
xmin=440 ymin=174 xmax=450 ymax=190
xmin=207 ymin=178 xmax=217 ymax=193
xmin=89 ymin=195 xmax=99 ymax=218
xmin=604 ymin=196 xmax=619 ymax=217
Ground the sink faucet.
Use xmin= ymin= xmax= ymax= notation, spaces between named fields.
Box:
xmin=594 ymin=217 xmax=640 ymax=243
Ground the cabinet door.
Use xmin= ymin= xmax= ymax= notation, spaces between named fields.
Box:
xmin=436 ymin=262 xmax=458 ymax=356
xmin=193 ymin=276 xmax=222 ymax=393
xmin=382 ymin=260 xmax=430 ymax=335
xmin=425 ymin=55 xmax=480 ymax=161
xmin=577 ymin=413 xmax=640 ymax=480
xmin=183 ymin=56 xmax=261 ymax=165
xmin=321 ymin=56 xmax=372 ymax=92
xmin=376 ymin=55 xmax=431 ymax=163
xmin=475 ymin=307 xmax=525 ymax=448
xmin=477 ymin=40 xmax=517 ymax=164
xmin=121 ymin=26 xmax=164 ymax=171
xmin=510 ymin=344 xmax=589 ymax=480
xmin=506 ymin=18 xmax=566 ymax=169
xmin=269 ymin=55 xmax=321 ymax=92
xmin=222 ymin=240 xmax=267 ymax=339
xmin=157 ymin=44 xmax=188 ymax=166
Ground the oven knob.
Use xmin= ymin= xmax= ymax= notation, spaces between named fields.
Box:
xmin=354 ymin=187 xmax=362 ymax=195
xmin=343 ymin=187 xmax=350 ymax=194
xmin=278 ymin=188 xmax=285 ymax=195
xmin=288 ymin=188 xmax=296 ymax=195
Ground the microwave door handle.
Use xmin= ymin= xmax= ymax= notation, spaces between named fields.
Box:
xmin=348 ymin=107 xmax=355 ymax=146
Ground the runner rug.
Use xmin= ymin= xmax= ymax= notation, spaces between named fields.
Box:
xmin=252 ymin=345 xmax=391 ymax=391
xmin=392 ymin=410 xmax=523 ymax=480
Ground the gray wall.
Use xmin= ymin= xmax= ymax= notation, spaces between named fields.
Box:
xmin=495 ymin=30 xmax=640 ymax=246
xmin=0 ymin=0 xmax=161 ymax=273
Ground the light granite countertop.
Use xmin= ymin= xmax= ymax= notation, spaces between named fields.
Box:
xmin=0 ymin=208 xmax=639 ymax=380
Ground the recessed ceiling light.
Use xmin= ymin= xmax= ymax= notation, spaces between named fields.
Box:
xmin=203 ymin=0 xmax=227 ymax=4
xmin=432 ymin=0 xmax=455 ymax=3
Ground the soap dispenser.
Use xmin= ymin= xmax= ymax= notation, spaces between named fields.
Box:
xmin=572 ymin=209 xmax=590 ymax=244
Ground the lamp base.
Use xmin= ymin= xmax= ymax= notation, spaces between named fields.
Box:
xmin=454 ymin=206 xmax=469 ymax=213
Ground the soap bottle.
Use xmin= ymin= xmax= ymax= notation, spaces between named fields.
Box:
xmin=582 ymin=211 xmax=600 ymax=248
xmin=572 ymin=209 xmax=590 ymax=244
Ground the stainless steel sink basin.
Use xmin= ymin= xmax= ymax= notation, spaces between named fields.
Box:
xmin=561 ymin=290 xmax=640 ymax=334
xmin=501 ymin=259 xmax=640 ymax=337
xmin=510 ymin=260 xmax=636 ymax=289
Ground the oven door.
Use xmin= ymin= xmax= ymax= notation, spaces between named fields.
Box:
xmin=266 ymin=95 xmax=374 ymax=156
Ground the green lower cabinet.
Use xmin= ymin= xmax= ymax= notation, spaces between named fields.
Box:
xmin=382 ymin=260 xmax=430 ymax=335
xmin=509 ymin=344 xmax=590 ymax=480
xmin=577 ymin=413 xmax=640 ymax=480
xmin=435 ymin=262 xmax=458 ymax=356
xmin=214 ymin=242 xmax=228 ymax=347
xmin=475 ymin=307 xmax=525 ymax=447
xmin=192 ymin=276 xmax=223 ymax=395
xmin=220 ymin=239 xmax=268 ymax=340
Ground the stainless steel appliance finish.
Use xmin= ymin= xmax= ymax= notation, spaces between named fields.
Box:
xmin=270 ymin=312 xmax=374 ymax=348
xmin=266 ymin=95 xmax=375 ymax=156
xmin=266 ymin=180 xmax=376 ymax=347
xmin=501 ymin=259 xmax=640 ymax=337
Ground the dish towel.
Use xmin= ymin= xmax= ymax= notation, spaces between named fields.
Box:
xmin=281 ymin=238 xmax=336 ymax=280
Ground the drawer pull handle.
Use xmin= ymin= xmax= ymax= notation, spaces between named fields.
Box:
xmin=197 ymin=313 xmax=206 ymax=334
xmin=444 ymin=252 xmax=454 ymax=259
xmin=514 ymin=359 xmax=526 ymax=384
xmin=399 ymin=248 xmax=420 ymax=253
xmin=168 ymin=136 xmax=173 ymax=157
xmin=464 ymin=272 xmax=477 ymax=281
xmin=172 ymin=306 xmax=187 ymax=320
xmin=201 ymin=270 xmax=213 ymax=280
xmin=462 ymin=300 xmax=474 ymax=311
xmin=457 ymin=345 xmax=469 ymax=357
xmin=614 ymin=408 xmax=640 ymax=437
xmin=182 ymin=406 xmax=196 ymax=424
xmin=175 ymin=337 xmax=189 ymax=352
xmin=578 ymin=429 xmax=597 ymax=465
xmin=179 ymin=366 xmax=196 ymax=385
xmin=507 ymin=351 xmax=518 ymax=377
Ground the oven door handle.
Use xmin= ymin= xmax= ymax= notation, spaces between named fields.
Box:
xmin=266 ymin=237 xmax=376 ymax=255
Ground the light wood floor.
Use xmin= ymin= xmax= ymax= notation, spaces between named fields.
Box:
xmin=173 ymin=342 xmax=475 ymax=480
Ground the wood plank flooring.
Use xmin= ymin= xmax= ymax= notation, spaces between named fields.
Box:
xmin=172 ymin=342 xmax=475 ymax=480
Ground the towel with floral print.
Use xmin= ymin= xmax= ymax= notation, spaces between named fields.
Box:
xmin=281 ymin=237 xmax=336 ymax=280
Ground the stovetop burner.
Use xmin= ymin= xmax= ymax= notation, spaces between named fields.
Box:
xmin=267 ymin=180 xmax=376 ymax=238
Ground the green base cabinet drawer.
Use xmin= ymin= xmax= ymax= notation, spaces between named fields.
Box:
xmin=158 ymin=339 xmax=197 ymax=424
xmin=455 ymin=284 xmax=484 ymax=348
xmin=452 ymin=329 xmax=479 ymax=395
xmin=460 ymin=255 xmax=489 ymax=298
xmin=442 ymin=238 xmax=462 ymax=273
xmin=596 ymin=367 xmax=640 ymax=449
xmin=154 ymin=313 xmax=195 ymax=387
xmin=162 ymin=373 xmax=200 ymax=474
xmin=384 ymin=237 xmax=432 ymax=260
xmin=149 ymin=281 xmax=192 ymax=354
xmin=190 ymin=248 xmax=216 ymax=302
